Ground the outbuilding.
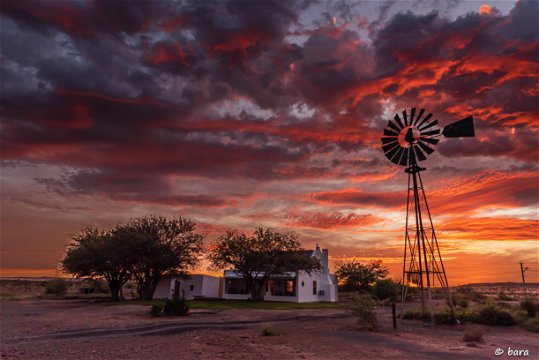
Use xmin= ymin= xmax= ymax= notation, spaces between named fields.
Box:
xmin=153 ymin=274 xmax=222 ymax=300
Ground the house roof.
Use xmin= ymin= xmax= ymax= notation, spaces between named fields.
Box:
xmin=224 ymin=270 xmax=297 ymax=279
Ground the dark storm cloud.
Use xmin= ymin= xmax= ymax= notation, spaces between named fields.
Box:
xmin=1 ymin=0 xmax=537 ymax=204
xmin=312 ymin=188 xmax=404 ymax=209
xmin=35 ymin=170 xmax=231 ymax=207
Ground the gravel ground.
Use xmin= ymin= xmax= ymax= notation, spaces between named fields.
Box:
xmin=1 ymin=300 xmax=537 ymax=360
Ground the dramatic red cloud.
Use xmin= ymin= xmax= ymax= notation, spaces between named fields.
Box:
xmin=213 ymin=28 xmax=270 ymax=57
xmin=438 ymin=216 xmax=539 ymax=241
xmin=145 ymin=43 xmax=193 ymax=67
xmin=1 ymin=0 xmax=537 ymax=282
xmin=429 ymin=170 xmax=538 ymax=215
xmin=283 ymin=210 xmax=382 ymax=229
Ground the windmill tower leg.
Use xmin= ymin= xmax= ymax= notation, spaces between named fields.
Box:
xmin=401 ymin=164 xmax=456 ymax=323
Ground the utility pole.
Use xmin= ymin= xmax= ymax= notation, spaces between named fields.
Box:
xmin=520 ymin=262 xmax=529 ymax=297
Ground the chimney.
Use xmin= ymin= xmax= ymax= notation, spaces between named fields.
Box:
xmin=321 ymin=248 xmax=329 ymax=274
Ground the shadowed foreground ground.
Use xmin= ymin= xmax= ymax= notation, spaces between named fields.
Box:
xmin=1 ymin=300 xmax=537 ymax=360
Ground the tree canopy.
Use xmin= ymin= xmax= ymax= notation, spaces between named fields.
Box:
xmin=114 ymin=215 xmax=204 ymax=299
xmin=60 ymin=215 xmax=204 ymax=301
xmin=336 ymin=260 xmax=389 ymax=293
xmin=60 ymin=227 xmax=131 ymax=301
xmin=209 ymin=227 xmax=320 ymax=301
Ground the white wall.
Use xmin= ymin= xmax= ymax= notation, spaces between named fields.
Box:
xmin=153 ymin=275 xmax=222 ymax=300
xmin=297 ymin=269 xmax=338 ymax=303
xmin=153 ymin=278 xmax=173 ymax=299
xmin=297 ymin=271 xmax=323 ymax=302
xmin=201 ymin=276 xmax=221 ymax=298
xmin=179 ymin=276 xmax=204 ymax=299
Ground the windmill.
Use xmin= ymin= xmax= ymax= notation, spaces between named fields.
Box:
xmin=380 ymin=107 xmax=474 ymax=321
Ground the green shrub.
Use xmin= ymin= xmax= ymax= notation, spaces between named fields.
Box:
xmin=433 ymin=307 xmax=457 ymax=325
xmin=458 ymin=299 xmax=469 ymax=308
xmin=45 ymin=278 xmax=68 ymax=295
xmin=91 ymin=279 xmax=110 ymax=294
xmin=520 ymin=299 xmax=538 ymax=318
xmin=463 ymin=325 xmax=483 ymax=342
xmin=496 ymin=301 xmax=512 ymax=309
xmin=498 ymin=292 xmax=514 ymax=301
xmin=455 ymin=286 xmax=486 ymax=303
xmin=401 ymin=306 xmax=457 ymax=324
xmin=522 ymin=317 xmax=539 ymax=333
xmin=401 ymin=307 xmax=427 ymax=321
xmin=472 ymin=304 xmax=515 ymax=326
xmin=352 ymin=293 xmax=379 ymax=330
xmin=372 ymin=279 xmax=400 ymax=302
xmin=164 ymin=298 xmax=189 ymax=316
xmin=261 ymin=324 xmax=276 ymax=336
xmin=150 ymin=304 xmax=164 ymax=317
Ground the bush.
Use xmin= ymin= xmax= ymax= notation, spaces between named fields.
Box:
xmin=151 ymin=304 xmax=164 ymax=317
xmin=91 ymin=279 xmax=110 ymax=294
xmin=455 ymin=286 xmax=486 ymax=303
xmin=522 ymin=317 xmax=539 ymax=333
xmin=471 ymin=304 xmax=516 ymax=326
xmin=401 ymin=306 xmax=457 ymax=324
xmin=352 ymin=293 xmax=379 ymax=331
xmin=45 ymin=278 xmax=68 ymax=295
xmin=261 ymin=324 xmax=276 ymax=336
xmin=164 ymin=298 xmax=189 ymax=316
xmin=520 ymin=299 xmax=538 ymax=318
xmin=433 ymin=307 xmax=457 ymax=325
xmin=372 ymin=279 xmax=400 ymax=303
xmin=401 ymin=307 xmax=428 ymax=321
xmin=498 ymin=291 xmax=514 ymax=301
xmin=463 ymin=325 xmax=483 ymax=342
xmin=458 ymin=299 xmax=469 ymax=308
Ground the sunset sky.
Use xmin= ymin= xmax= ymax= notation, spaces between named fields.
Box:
xmin=1 ymin=0 xmax=537 ymax=284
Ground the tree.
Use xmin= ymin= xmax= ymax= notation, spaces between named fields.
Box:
xmin=114 ymin=215 xmax=204 ymax=300
xmin=60 ymin=227 xmax=130 ymax=301
xmin=336 ymin=260 xmax=389 ymax=293
xmin=209 ymin=227 xmax=320 ymax=301
xmin=372 ymin=278 xmax=400 ymax=302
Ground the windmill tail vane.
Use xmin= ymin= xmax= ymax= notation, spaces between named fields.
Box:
xmin=380 ymin=107 xmax=475 ymax=323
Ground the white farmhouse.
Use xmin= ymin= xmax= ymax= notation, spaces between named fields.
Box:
xmin=153 ymin=274 xmax=222 ymax=300
xmin=223 ymin=245 xmax=338 ymax=303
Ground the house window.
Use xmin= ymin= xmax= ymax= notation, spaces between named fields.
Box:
xmin=190 ymin=284 xmax=194 ymax=291
xmin=313 ymin=281 xmax=317 ymax=295
xmin=285 ymin=280 xmax=295 ymax=296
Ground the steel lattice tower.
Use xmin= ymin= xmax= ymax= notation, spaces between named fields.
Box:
xmin=380 ymin=107 xmax=475 ymax=322
xmin=402 ymin=158 xmax=454 ymax=319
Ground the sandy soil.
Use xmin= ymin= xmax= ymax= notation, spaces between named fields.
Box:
xmin=1 ymin=299 xmax=537 ymax=360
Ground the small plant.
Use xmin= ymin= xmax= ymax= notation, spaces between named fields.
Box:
xmin=520 ymin=299 xmax=538 ymax=318
xmin=372 ymin=279 xmax=400 ymax=303
xmin=150 ymin=304 xmax=164 ymax=317
xmin=45 ymin=278 xmax=68 ymax=295
xmin=91 ymin=279 xmax=110 ymax=294
xmin=471 ymin=303 xmax=516 ymax=326
xmin=261 ymin=324 xmax=276 ymax=336
xmin=498 ymin=291 xmax=514 ymax=301
xmin=401 ymin=306 xmax=457 ymax=324
xmin=352 ymin=293 xmax=379 ymax=331
xmin=522 ymin=317 xmax=539 ymax=333
xmin=164 ymin=298 xmax=189 ymax=316
xmin=463 ymin=325 xmax=483 ymax=342
xmin=458 ymin=299 xmax=469 ymax=308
